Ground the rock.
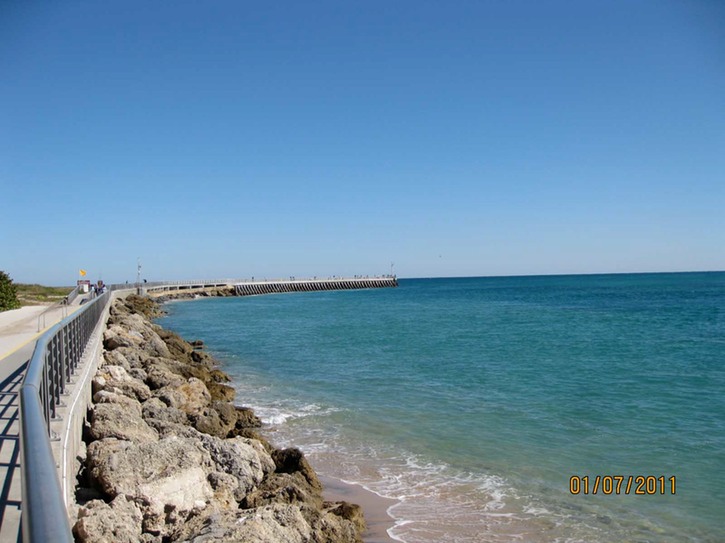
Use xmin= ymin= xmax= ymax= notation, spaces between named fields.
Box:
xmin=206 ymin=382 xmax=235 ymax=402
xmin=230 ymin=428 xmax=275 ymax=453
xmin=141 ymin=397 xmax=188 ymax=426
xmin=103 ymin=324 xmax=144 ymax=351
xmin=111 ymin=346 xmax=146 ymax=369
xmin=190 ymin=350 xmax=212 ymax=365
xmin=107 ymin=310 xmax=171 ymax=358
xmin=92 ymin=389 xmax=137 ymax=406
xmin=129 ymin=367 xmax=148 ymax=381
xmin=311 ymin=506 xmax=364 ymax=543
xmin=92 ymin=365 xmax=152 ymax=402
xmin=75 ymin=486 xmax=105 ymax=505
xmin=86 ymin=436 xmax=218 ymax=538
xmin=242 ymin=472 xmax=322 ymax=510
xmin=233 ymin=406 xmax=262 ymax=429
xmin=124 ymin=294 xmax=165 ymax=319
xmin=189 ymin=407 xmax=227 ymax=437
xmin=102 ymin=349 xmax=131 ymax=371
xmin=207 ymin=471 xmax=240 ymax=509
xmin=197 ymin=434 xmax=274 ymax=500
xmin=154 ymin=377 xmax=211 ymax=416
xmin=145 ymin=361 xmax=187 ymax=390
xmin=325 ymin=501 xmax=366 ymax=535
xmin=173 ymin=504 xmax=312 ymax=543
xmin=87 ymin=436 xmax=214 ymax=516
xmin=140 ymin=329 xmax=172 ymax=358
xmin=190 ymin=401 xmax=261 ymax=438
xmin=139 ymin=338 xmax=234 ymax=403
xmin=212 ymin=401 xmax=237 ymax=430
xmin=89 ymin=397 xmax=158 ymax=443
xmin=73 ymin=495 xmax=144 ymax=543
xmin=155 ymin=328 xmax=194 ymax=360
xmin=109 ymin=295 xmax=164 ymax=320
xmin=272 ymin=448 xmax=322 ymax=491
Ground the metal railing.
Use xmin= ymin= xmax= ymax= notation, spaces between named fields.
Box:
xmin=65 ymin=285 xmax=80 ymax=305
xmin=35 ymin=302 xmax=68 ymax=333
xmin=20 ymin=290 xmax=111 ymax=543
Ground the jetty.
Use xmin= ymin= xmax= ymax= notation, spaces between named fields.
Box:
xmin=0 ymin=274 xmax=397 ymax=543
xmin=138 ymin=276 xmax=398 ymax=297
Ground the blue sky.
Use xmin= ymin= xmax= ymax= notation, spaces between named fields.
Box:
xmin=2 ymin=1 xmax=724 ymax=285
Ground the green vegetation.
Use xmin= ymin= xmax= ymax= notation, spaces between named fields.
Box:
xmin=0 ymin=271 xmax=21 ymax=311
xmin=15 ymin=283 xmax=74 ymax=306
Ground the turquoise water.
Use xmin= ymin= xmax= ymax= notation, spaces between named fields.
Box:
xmin=158 ymin=273 xmax=725 ymax=542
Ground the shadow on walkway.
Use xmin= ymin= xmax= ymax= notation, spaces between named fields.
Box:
xmin=0 ymin=361 xmax=27 ymax=543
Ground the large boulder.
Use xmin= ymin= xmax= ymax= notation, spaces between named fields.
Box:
xmin=232 ymin=406 xmax=262 ymax=430
xmin=197 ymin=434 xmax=275 ymax=500
xmin=89 ymin=396 xmax=158 ymax=443
xmin=109 ymin=346 xmax=147 ymax=369
xmin=87 ymin=437 xmax=214 ymax=525
xmin=73 ymin=495 xmax=144 ymax=543
xmin=110 ymin=295 xmax=163 ymax=320
xmin=144 ymin=360 xmax=187 ymax=390
xmin=325 ymin=501 xmax=366 ymax=537
xmin=154 ymin=377 xmax=211 ymax=416
xmin=92 ymin=365 xmax=152 ymax=402
xmin=272 ymin=447 xmax=322 ymax=492
xmin=173 ymin=504 xmax=312 ymax=543
xmin=189 ymin=407 xmax=227 ymax=437
xmin=103 ymin=324 xmax=145 ymax=351
xmin=242 ymin=472 xmax=322 ymax=510
xmin=106 ymin=310 xmax=172 ymax=358
xmin=189 ymin=401 xmax=260 ymax=438
xmin=102 ymin=349 xmax=131 ymax=371
xmin=141 ymin=397 xmax=188 ymax=426
xmin=206 ymin=382 xmax=235 ymax=402
xmin=155 ymin=328 xmax=195 ymax=360
xmin=142 ymin=356 xmax=232 ymax=399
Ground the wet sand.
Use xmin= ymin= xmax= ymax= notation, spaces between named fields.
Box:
xmin=320 ymin=475 xmax=400 ymax=543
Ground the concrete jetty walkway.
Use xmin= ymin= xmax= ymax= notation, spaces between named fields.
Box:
xmin=0 ymin=298 xmax=87 ymax=542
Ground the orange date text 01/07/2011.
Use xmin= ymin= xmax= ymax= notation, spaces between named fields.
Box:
xmin=569 ymin=475 xmax=676 ymax=495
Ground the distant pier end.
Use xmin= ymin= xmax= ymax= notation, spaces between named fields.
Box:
xmin=234 ymin=276 xmax=398 ymax=296
xmin=140 ymin=276 xmax=398 ymax=298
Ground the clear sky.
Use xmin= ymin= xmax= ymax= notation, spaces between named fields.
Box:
xmin=2 ymin=1 xmax=724 ymax=285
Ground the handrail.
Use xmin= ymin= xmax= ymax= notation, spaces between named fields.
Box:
xmin=65 ymin=285 xmax=80 ymax=305
xmin=20 ymin=291 xmax=111 ymax=543
xmin=36 ymin=302 xmax=68 ymax=333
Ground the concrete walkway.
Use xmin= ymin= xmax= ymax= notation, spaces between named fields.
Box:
xmin=0 ymin=298 xmax=88 ymax=542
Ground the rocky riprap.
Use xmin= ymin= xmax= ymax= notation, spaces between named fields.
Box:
xmin=151 ymin=286 xmax=237 ymax=303
xmin=73 ymin=294 xmax=365 ymax=543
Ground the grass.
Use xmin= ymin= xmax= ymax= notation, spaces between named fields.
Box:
xmin=16 ymin=283 xmax=75 ymax=306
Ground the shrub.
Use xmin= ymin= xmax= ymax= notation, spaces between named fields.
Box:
xmin=0 ymin=270 xmax=21 ymax=311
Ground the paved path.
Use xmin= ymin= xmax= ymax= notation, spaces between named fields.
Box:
xmin=0 ymin=299 xmax=89 ymax=542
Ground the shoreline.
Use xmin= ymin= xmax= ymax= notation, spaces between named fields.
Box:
xmin=154 ymin=291 xmax=402 ymax=542
xmin=74 ymin=294 xmax=369 ymax=542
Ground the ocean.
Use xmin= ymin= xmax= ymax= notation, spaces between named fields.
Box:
xmin=157 ymin=273 xmax=725 ymax=543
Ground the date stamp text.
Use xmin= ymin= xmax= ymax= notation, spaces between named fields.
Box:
xmin=569 ymin=475 xmax=676 ymax=495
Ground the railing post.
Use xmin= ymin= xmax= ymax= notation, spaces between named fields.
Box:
xmin=60 ymin=326 xmax=68 ymax=394
xmin=42 ymin=349 xmax=51 ymax=435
